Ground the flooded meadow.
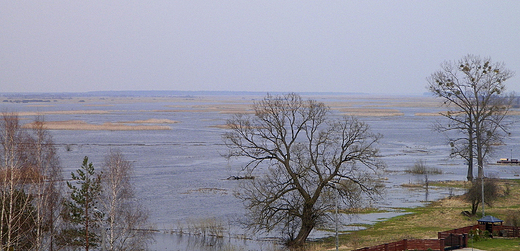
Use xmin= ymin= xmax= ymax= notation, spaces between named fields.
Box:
xmin=2 ymin=93 xmax=520 ymax=250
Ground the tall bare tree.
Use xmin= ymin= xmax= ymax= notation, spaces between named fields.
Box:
xmin=223 ymin=93 xmax=384 ymax=247
xmin=427 ymin=55 xmax=515 ymax=181
xmin=23 ymin=116 xmax=64 ymax=250
xmin=99 ymin=150 xmax=152 ymax=251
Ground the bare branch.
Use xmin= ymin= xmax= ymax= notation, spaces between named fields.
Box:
xmin=224 ymin=93 xmax=384 ymax=247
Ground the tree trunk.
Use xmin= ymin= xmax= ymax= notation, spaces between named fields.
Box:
xmin=290 ymin=222 xmax=314 ymax=247
xmin=289 ymin=205 xmax=315 ymax=247
xmin=467 ymin=121 xmax=474 ymax=181
xmin=477 ymin=145 xmax=484 ymax=179
xmin=471 ymin=200 xmax=479 ymax=215
xmin=475 ymin=114 xmax=484 ymax=179
xmin=467 ymin=160 xmax=474 ymax=182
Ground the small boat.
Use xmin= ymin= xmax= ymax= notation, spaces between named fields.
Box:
xmin=497 ymin=158 xmax=519 ymax=164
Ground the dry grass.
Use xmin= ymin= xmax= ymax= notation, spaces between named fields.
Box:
xmin=336 ymin=108 xmax=404 ymax=117
xmin=17 ymin=110 xmax=110 ymax=116
xmin=162 ymin=103 xmax=254 ymax=114
xmin=321 ymin=179 xmax=520 ymax=251
xmin=415 ymin=112 xmax=442 ymax=116
xmin=22 ymin=120 xmax=171 ymax=131
xmin=120 ymin=118 xmax=178 ymax=124
xmin=337 ymin=197 xmax=474 ymax=250
xmin=506 ymin=110 xmax=520 ymax=116
xmin=211 ymin=124 xmax=234 ymax=129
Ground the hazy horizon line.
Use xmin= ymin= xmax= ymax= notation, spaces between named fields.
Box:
xmin=0 ymin=90 xmax=430 ymax=97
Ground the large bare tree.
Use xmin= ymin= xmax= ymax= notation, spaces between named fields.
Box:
xmin=223 ymin=93 xmax=384 ymax=247
xmin=99 ymin=150 xmax=152 ymax=251
xmin=427 ymin=55 xmax=515 ymax=181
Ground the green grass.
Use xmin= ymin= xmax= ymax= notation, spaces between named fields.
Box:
xmin=312 ymin=178 xmax=520 ymax=250
xmin=472 ymin=238 xmax=520 ymax=251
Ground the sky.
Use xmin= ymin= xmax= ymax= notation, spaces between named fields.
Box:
xmin=1 ymin=1 xmax=520 ymax=95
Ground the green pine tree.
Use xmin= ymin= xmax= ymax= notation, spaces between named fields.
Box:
xmin=58 ymin=156 xmax=102 ymax=250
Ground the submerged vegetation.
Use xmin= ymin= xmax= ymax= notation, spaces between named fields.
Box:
xmin=405 ymin=160 xmax=442 ymax=174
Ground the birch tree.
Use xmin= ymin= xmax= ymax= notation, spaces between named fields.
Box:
xmin=99 ymin=150 xmax=152 ymax=251
xmin=0 ymin=113 xmax=37 ymax=250
xmin=25 ymin=116 xmax=63 ymax=250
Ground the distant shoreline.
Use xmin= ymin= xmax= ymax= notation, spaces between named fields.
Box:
xmin=0 ymin=90 xmax=429 ymax=98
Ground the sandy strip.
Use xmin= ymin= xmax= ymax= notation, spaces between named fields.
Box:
xmin=83 ymin=104 xmax=115 ymax=107
xmin=416 ymin=110 xmax=520 ymax=116
xmin=22 ymin=120 xmax=171 ymax=131
xmin=17 ymin=110 xmax=110 ymax=116
xmin=415 ymin=112 xmax=442 ymax=116
xmin=337 ymin=108 xmax=404 ymax=116
xmin=120 ymin=118 xmax=178 ymax=124
xmin=163 ymin=104 xmax=254 ymax=114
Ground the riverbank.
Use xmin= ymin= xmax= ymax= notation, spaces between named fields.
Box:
xmin=313 ymin=179 xmax=520 ymax=251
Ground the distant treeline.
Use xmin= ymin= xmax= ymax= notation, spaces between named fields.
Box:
xmin=0 ymin=90 xmax=365 ymax=99
xmin=3 ymin=99 xmax=53 ymax=103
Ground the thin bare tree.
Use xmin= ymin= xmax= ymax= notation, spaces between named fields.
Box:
xmin=99 ymin=150 xmax=153 ymax=251
xmin=223 ymin=93 xmax=384 ymax=247
xmin=24 ymin=116 xmax=63 ymax=250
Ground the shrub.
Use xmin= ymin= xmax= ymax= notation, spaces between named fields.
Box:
xmin=505 ymin=210 xmax=520 ymax=227
xmin=405 ymin=160 xmax=442 ymax=174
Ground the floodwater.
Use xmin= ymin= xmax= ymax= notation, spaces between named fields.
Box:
xmin=2 ymin=93 xmax=520 ymax=250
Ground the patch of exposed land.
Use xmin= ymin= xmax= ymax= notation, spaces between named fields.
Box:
xmin=7 ymin=94 xmax=520 ymax=133
xmin=17 ymin=110 xmax=110 ymax=116
xmin=336 ymin=108 xmax=404 ymax=116
xmin=119 ymin=118 xmax=178 ymax=124
xmin=22 ymin=120 xmax=172 ymax=131
xmin=314 ymin=179 xmax=520 ymax=251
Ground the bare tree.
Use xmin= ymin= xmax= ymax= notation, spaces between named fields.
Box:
xmin=99 ymin=150 xmax=153 ymax=251
xmin=24 ymin=116 xmax=64 ymax=250
xmin=0 ymin=112 xmax=37 ymax=250
xmin=464 ymin=178 xmax=499 ymax=215
xmin=223 ymin=93 xmax=384 ymax=247
xmin=427 ymin=55 xmax=515 ymax=181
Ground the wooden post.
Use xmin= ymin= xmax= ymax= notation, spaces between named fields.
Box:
xmin=439 ymin=238 xmax=445 ymax=251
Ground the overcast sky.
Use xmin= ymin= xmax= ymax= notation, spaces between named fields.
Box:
xmin=1 ymin=1 xmax=519 ymax=95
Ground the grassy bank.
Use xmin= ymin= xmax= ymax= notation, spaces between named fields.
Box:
xmin=312 ymin=179 xmax=520 ymax=251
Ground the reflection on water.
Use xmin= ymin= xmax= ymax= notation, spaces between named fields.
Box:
xmin=154 ymin=232 xmax=285 ymax=251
